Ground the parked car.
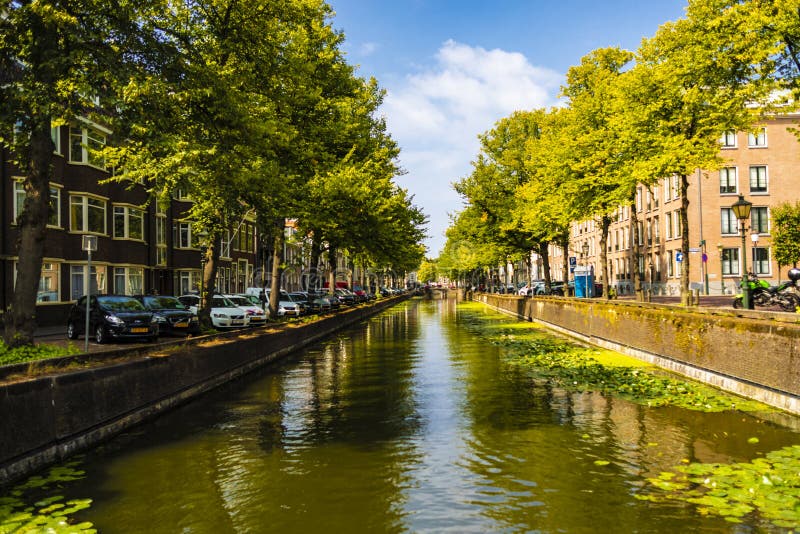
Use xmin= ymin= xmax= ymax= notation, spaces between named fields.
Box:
xmin=133 ymin=294 xmax=200 ymax=336
xmin=177 ymin=294 xmax=249 ymax=329
xmin=278 ymin=290 xmax=305 ymax=317
xmin=226 ymin=294 xmax=267 ymax=326
xmin=67 ymin=294 xmax=158 ymax=344
xmin=335 ymin=288 xmax=357 ymax=305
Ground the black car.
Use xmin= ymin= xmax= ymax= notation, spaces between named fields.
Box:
xmin=67 ymin=295 xmax=158 ymax=344
xmin=133 ymin=295 xmax=200 ymax=336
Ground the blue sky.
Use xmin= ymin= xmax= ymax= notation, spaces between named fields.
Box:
xmin=329 ymin=1 xmax=688 ymax=255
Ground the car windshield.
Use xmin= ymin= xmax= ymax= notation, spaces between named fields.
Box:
xmin=97 ymin=296 xmax=146 ymax=312
xmin=143 ymin=296 xmax=186 ymax=310
xmin=228 ymin=296 xmax=253 ymax=307
xmin=210 ymin=296 xmax=237 ymax=308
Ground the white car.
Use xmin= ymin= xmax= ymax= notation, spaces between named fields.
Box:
xmin=226 ymin=294 xmax=267 ymax=326
xmin=177 ymin=294 xmax=249 ymax=329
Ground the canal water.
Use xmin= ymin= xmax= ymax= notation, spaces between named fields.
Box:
xmin=4 ymin=297 xmax=800 ymax=532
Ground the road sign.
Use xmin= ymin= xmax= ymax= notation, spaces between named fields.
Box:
xmin=569 ymin=256 xmax=577 ymax=267
xmin=689 ymin=247 xmax=700 ymax=252
xmin=676 ymin=251 xmax=684 ymax=262
xmin=702 ymin=253 xmax=708 ymax=263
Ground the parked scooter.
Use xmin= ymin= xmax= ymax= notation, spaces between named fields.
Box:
xmin=732 ymin=271 xmax=800 ymax=311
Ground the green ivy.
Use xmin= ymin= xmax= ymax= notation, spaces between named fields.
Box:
xmin=0 ymin=461 xmax=94 ymax=533
xmin=0 ymin=342 xmax=81 ymax=367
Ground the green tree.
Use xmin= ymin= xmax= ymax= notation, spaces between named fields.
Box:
xmin=771 ymin=201 xmax=800 ymax=269
xmin=622 ymin=1 xmax=779 ymax=303
xmin=0 ymin=0 xmax=157 ymax=346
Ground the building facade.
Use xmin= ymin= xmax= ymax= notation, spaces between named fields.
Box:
xmin=1 ymin=119 xmax=259 ymax=326
xmin=567 ymin=115 xmax=800 ymax=296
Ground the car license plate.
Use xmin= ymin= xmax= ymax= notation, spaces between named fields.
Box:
xmin=174 ymin=322 xmax=189 ymax=328
xmin=131 ymin=327 xmax=149 ymax=333
xmin=232 ymin=320 xmax=244 ymax=325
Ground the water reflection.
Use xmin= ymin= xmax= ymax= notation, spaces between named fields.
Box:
xmin=5 ymin=298 xmax=797 ymax=532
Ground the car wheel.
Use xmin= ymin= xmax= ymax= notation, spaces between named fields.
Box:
xmin=95 ymin=324 xmax=107 ymax=344
xmin=732 ymin=297 xmax=743 ymax=309
xmin=67 ymin=322 xmax=79 ymax=340
xmin=147 ymin=335 xmax=158 ymax=343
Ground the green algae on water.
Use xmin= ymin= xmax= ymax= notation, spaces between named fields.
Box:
xmin=638 ymin=445 xmax=800 ymax=528
xmin=0 ymin=461 xmax=94 ymax=533
xmin=457 ymin=302 xmax=770 ymax=413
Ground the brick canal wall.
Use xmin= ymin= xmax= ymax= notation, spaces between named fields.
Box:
xmin=0 ymin=295 xmax=409 ymax=486
xmin=475 ymin=294 xmax=800 ymax=415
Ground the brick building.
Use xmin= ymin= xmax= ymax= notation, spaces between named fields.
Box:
xmin=560 ymin=114 xmax=800 ymax=296
xmin=1 ymin=118 xmax=259 ymax=326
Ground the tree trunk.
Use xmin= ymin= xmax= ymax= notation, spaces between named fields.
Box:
xmin=539 ymin=242 xmax=552 ymax=291
xmin=599 ymin=215 xmax=611 ymax=298
xmin=269 ymin=220 xmax=285 ymax=318
xmin=4 ymin=118 xmax=53 ymax=348
xmin=679 ymin=174 xmax=691 ymax=305
xmin=309 ymin=236 xmax=321 ymax=291
xmin=559 ymin=235 xmax=570 ymax=291
xmin=198 ymin=233 xmax=220 ymax=330
xmin=327 ymin=244 xmax=338 ymax=295
xmin=631 ymin=202 xmax=643 ymax=301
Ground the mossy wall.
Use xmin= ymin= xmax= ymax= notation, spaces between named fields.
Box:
xmin=478 ymin=294 xmax=800 ymax=413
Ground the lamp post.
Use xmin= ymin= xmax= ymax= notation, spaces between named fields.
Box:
xmin=199 ymin=245 xmax=207 ymax=309
xmin=716 ymin=242 xmax=724 ymax=295
xmin=581 ymin=241 xmax=590 ymax=298
xmin=731 ymin=194 xmax=752 ymax=309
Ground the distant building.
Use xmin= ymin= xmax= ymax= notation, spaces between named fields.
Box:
xmin=536 ymin=114 xmax=800 ymax=295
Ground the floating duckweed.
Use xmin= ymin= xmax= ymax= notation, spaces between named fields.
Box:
xmin=457 ymin=304 xmax=770 ymax=413
xmin=639 ymin=445 xmax=800 ymax=528
xmin=0 ymin=461 xmax=94 ymax=533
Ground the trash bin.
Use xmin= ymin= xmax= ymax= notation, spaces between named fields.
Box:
xmin=574 ymin=267 xmax=594 ymax=298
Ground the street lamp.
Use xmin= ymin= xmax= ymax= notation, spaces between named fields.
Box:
xmin=731 ymin=194 xmax=752 ymax=309
xmin=716 ymin=242 xmax=724 ymax=295
xmin=581 ymin=241 xmax=590 ymax=298
xmin=199 ymin=244 xmax=208 ymax=309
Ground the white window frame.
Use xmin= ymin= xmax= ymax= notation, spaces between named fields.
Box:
xmin=13 ymin=180 xmax=62 ymax=228
xmin=752 ymin=247 xmax=770 ymax=276
xmin=15 ymin=261 xmax=62 ymax=302
xmin=751 ymin=206 xmax=769 ymax=235
xmin=175 ymin=222 xmax=194 ymax=249
xmin=155 ymin=215 xmax=167 ymax=266
xmin=722 ymin=248 xmax=739 ymax=276
xmin=721 ymin=130 xmax=737 ymax=148
xmin=719 ymin=167 xmax=737 ymax=195
xmin=749 ymin=166 xmax=768 ymax=194
xmin=70 ymin=264 xmax=107 ymax=300
xmin=113 ymin=266 xmax=144 ymax=295
xmin=69 ymin=122 xmax=110 ymax=169
xmin=112 ymin=204 xmax=145 ymax=241
xmin=747 ymin=127 xmax=767 ymax=148
xmin=721 ymin=208 xmax=738 ymax=235
xmin=70 ymin=194 xmax=107 ymax=234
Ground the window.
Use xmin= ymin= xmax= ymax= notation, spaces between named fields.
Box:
xmin=666 ymin=212 xmax=672 ymax=239
xmin=721 ymin=208 xmax=738 ymax=235
xmin=719 ymin=167 xmax=737 ymax=194
xmin=175 ymin=270 xmax=201 ymax=295
xmin=14 ymin=181 xmax=61 ymax=227
xmin=221 ymin=229 xmax=231 ymax=258
xmin=722 ymin=248 xmax=739 ymax=276
xmin=752 ymin=247 xmax=770 ymax=275
xmin=637 ymin=221 xmax=644 ymax=245
xmin=156 ymin=215 xmax=167 ymax=266
xmin=672 ymin=175 xmax=680 ymax=199
xmin=653 ymin=216 xmax=660 ymax=240
xmin=15 ymin=261 xmax=61 ymax=302
xmin=175 ymin=222 xmax=193 ymax=248
xmin=69 ymin=124 xmax=108 ymax=168
xmin=113 ymin=205 xmax=144 ymax=240
xmin=51 ymin=124 xmax=62 ymax=154
xmin=748 ymin=127 xmax=767 ymax=147
xmin=667 ymin=251 xmax=674 ymax=277
xmin=113 ymin=267 xmax=144 ymax=295
xmin=70 ymin=195 xmax=106 ymax=234
xmin=721 ymin=130 xmax=737 ymax=148
xmin=751 ymin=207 xmax=769 ymax=234
xmin=673 ymin=210 xmax=681 ymax=237
xmin=749 ymin=166 xmax=768 ymax=193
xmin=70 ymin=264 xmax=107 ymax=300
xmin=636 ymin=188 xmax=642 ymax=212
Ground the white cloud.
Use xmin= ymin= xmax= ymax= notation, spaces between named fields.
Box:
xmin=383 ymin=40 xmax=562 ymax=254
xmin=359 ymin=42 xmax=379 ymax=56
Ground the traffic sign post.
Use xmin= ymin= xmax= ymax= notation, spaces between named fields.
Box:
xmin=82 ymin=235 xmax=98 ymax=353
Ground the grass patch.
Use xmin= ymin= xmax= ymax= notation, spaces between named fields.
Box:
xmin=0 ymin=342 xmax=81 ymax=367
